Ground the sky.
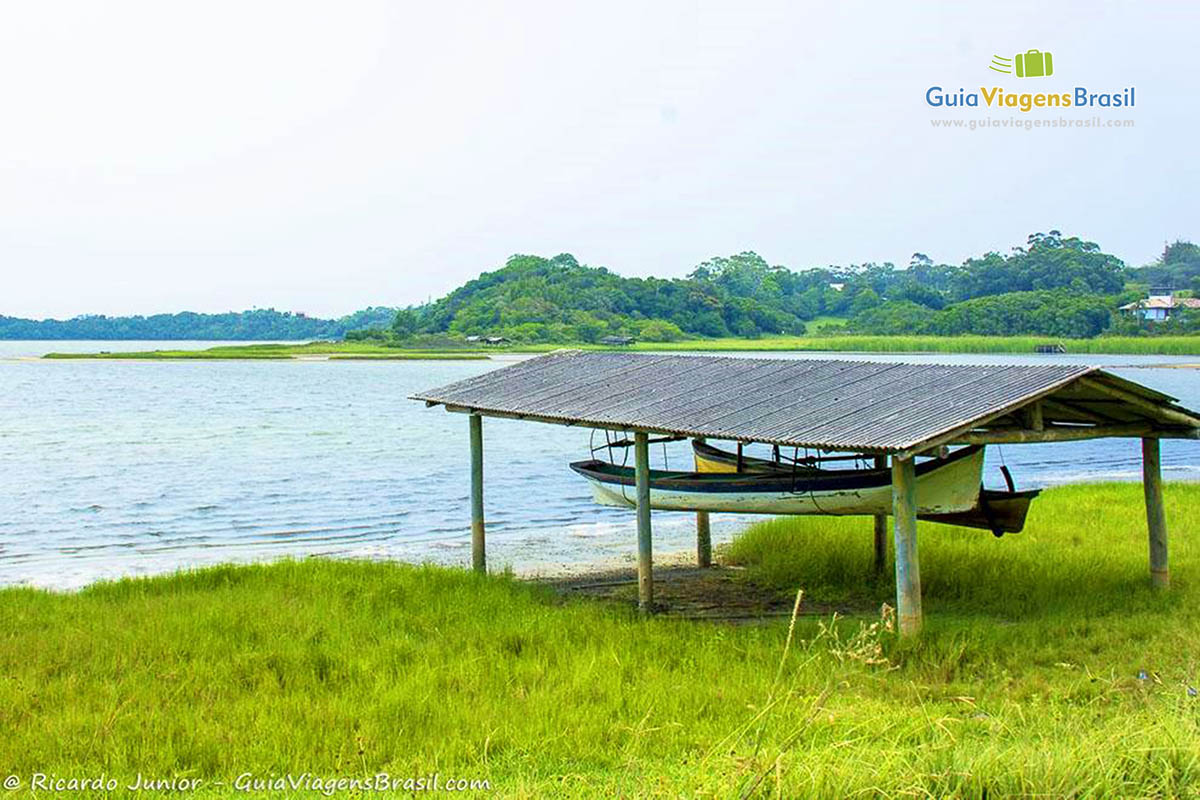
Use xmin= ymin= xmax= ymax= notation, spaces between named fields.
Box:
xmin=1 ymin=0 xmax=1196 ymax=319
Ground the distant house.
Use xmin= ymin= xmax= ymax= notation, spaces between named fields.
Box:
xmin=1119 ymin=291 xmax=1200 ymax=322
xmin=465 ymin=335 xmax=482 ymax=343
xmin=483 ymin=336 xmax=509 ymax=346
xmin=600 ymin=335 xmax=635 ymax=346
xmin=829 ymin=282 xmax=846 ymax=292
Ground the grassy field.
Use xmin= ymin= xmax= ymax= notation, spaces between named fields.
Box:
xmin=627 ymin=334 xmax=1200 ymax=355
xmin=41 ymin=334 xmax=1200 ymax=359
xmin=2 ymin=483 xmax=1198 ymax=797
xmin=41 ymin=342 xmax=488 ymax=360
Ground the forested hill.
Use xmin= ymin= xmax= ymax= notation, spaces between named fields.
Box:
xmin=8 ymin=234 xmax=1197 ymax=342
xmin=383 ymin=232 xmax=1199 ymax=342
xmin=0 ymin=307 xmax=396 ymax=340
xmin=395 ymin=252 xmax=822 ymax=342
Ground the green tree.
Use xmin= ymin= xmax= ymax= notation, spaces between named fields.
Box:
xmin=391 ymin=308 xmax=420 ymax=336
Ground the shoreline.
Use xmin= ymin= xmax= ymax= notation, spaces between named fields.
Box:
xmin=6 ymin=467 xmax=1199 ymax=595
xmin=26 ymin=333 xmax=1200 ymax=360
xmin=1 ymin=545 xmax=714 ymax=596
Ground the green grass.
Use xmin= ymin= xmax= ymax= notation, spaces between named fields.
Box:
xmin=42 ymin=342 xmax=488 ymax=360
xmin=624 ymin=334 xmax=1200 ymax=355
xmin=3 ymin=483 xmax=1199 ymax=797
xmin=44 ymin=334 xmax=1200 ymax=360
xmin=806 ymin=314 xmax=850 ymax=331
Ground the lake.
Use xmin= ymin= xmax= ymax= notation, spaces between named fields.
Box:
xmin=3 ymin=342 xmax=1200 ymax=589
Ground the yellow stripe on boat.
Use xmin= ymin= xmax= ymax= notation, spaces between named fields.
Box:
xmin=576 ymin=447 xmax=985 ymax=516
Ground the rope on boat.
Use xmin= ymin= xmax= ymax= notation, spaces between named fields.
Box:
xmin=804 ymin=446 xmax=830 ymax=514
xmin=616 ymin=429 xmax=633 ymax=506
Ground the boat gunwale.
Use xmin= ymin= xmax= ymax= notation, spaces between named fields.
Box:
xmin=569 ymin=445 xmax=983 ymax=494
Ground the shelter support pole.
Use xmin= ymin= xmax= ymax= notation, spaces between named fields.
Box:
xmin=469 ymin=413 xmax=486 ymax=574
xmin=1142 ymin=437 xmax=1169 ymax=589
xmin=695 ymin=439 xmax=712 ymax=568
xmin=635 ymin=431 xmax=654 ymax=611
xmin=696 ymin=512 xmax=712 ymax=568
xmin=872 ymin=455 xmax=888 ymax=574
xmin=892 ymin=455 xmax=922 ymax=636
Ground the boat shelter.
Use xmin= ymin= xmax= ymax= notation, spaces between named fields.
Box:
xmin=413 ymin=351 xmax=1200 ymax=634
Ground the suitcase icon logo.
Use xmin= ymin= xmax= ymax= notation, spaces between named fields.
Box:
xmin=1015 ymin=49 xmax=1053 ymax=78
xmin=989 ymin=50 xmax=1054 ymax=78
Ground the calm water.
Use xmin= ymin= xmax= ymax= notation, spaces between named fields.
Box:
xmin=0 ymin=340 xmax=307 ymax=358
xmin=2 ymin=345 xmax=1200 ymax=589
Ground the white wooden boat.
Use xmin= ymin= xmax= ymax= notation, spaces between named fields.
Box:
xmin=690 ymin=440 xmax=1039 ymax=533
xmin=569 ymin=446 xmax=984 ymax=515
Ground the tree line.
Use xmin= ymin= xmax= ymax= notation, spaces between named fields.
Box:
xmin=373 ymin=232 xmax=1199 ymax=343
xmin=6 ymin=233 xmax=1195 ymax=342
xmin=0 ymin=307 xmax=397 ymax=340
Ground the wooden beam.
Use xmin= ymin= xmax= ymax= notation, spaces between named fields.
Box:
xmin=892 ymin=455 xmax=921 ymax=636
xmin=908 ymin=372 xmax=1103 ymax=456
xmin=443 ymin=404 xmax=632 ymax=433
xmin=1026 ymin=401 xmax=1044 ymax=431
xmin=1041 ymin=398 xmax=1120 ymax=425
xmin=469 ymin=413 xmax=486 ymax=574
xmin=1143 ymin=437 xmax=1169 ymax=589
xmin=873 ymin=455 xmax=888 ymax=575
xmin=953 ymin=423 xmax=1157 ymax=445
xmin=437 ymin=405 xmax=898 ymax=455
xmin=1080 ymin=377 xmax=1200 ymax=428
xmin=634 ymin=431 xmax=654 ymax=611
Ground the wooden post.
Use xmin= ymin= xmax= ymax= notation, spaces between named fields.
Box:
xmin=892 ymin=455 xmax=921 ymax=635
xmin=635 ymin=431 xmax=653 ymax=611
xmin=872 ymin=455 xmax=888 ymax=574
xmin=695 ymin=438 xmax=712 ymax=568
xmin=1142 ymin=437 xmax=1169 ymax=589
xmin=696 ymin=511 xmax=712 ymax=568
xmin=469 ymin=413 xmax=486 ymax=574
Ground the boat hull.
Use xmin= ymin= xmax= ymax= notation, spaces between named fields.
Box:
xmin=570 ymin=446 xmax=984 ymax=515
xmin=923 ymin=489 xmax=1040 ymax=534
xmin=692 ymin=441 xmax=1039 ymax=533
xmin=693 ymin=440 xmax=802 ymax=474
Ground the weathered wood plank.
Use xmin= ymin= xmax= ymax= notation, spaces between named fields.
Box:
xmin=1143 ymin=437 xmax=1169 ymax=589
xmin=873 ymin=455 xmax=888 ymax=574
xmin=1025 ymin=401 xmax=1044 ymax=431
xmin=696 ymin=511 xmax=712 ymax=569
xmin=1081 ymin=377 xmax=1199 ymax=428
xmin=635 ymin=431 xmax=654 ymax=610
xmin=952 ymin=424 xmax=1161 ymax=445
xmin=469 ymin=413 xmax=486 ymax=574
xmin=695 ymin=437 xmax=713 ymax=568
xmin=892 ymin=456 xmax=921 ymax=636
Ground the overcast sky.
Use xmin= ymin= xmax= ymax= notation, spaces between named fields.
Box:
xmin=2 ymin=1 xmax=1196 ymax=319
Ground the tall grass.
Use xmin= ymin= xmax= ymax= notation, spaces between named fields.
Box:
xmin=628 ymin=334 xmax=1200 ymax=355
xmin=42 ymin=334 xmax=1200 ymax=359
xmin=43 ymin=342 xmax=487 ymax=360
xmin=1 ymin=484 xmax=1198 ymax=796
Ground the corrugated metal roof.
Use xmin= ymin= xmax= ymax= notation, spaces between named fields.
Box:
xmin=411 ymin=351 xmax=1200 ymax=454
